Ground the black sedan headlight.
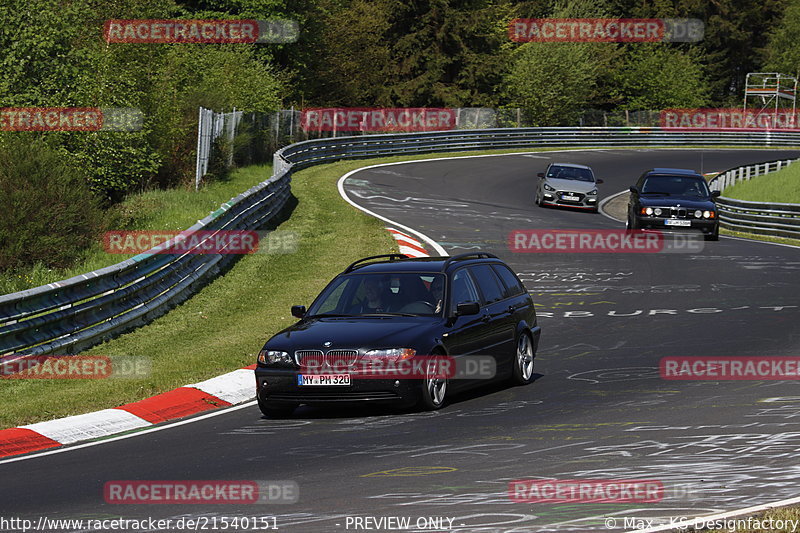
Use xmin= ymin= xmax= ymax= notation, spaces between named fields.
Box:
xmin=257 ymin=349 xmax=292 ymax=366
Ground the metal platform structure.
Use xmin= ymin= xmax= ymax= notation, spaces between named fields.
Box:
xmin=743 ymin=72 xmax=797 ymax=118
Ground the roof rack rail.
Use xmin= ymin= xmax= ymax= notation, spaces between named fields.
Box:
xmin=440 ymin=252 xmax=498 ymax=272
xmin=344 ymin=254 xmax=409 ymax=273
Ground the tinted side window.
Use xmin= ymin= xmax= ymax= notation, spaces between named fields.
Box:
xmin=468 ymin=264 xmax=505 ymax=304
xmin=450 ymin=269 xmax=480 ymax=307
xmin=492 ymin=265 xmax=525 ymax=298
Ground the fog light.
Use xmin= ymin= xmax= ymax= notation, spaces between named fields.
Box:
xmin=394 ymin=380 xmax=400 ymax=387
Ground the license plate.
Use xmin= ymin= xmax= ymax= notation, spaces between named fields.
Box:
xmin=665 ymin=219 xmax=691 ymax=227
xmin=298 ymin=374 xmax=351 ymax=386
xmin=561 ymin=194 xmax=580 ymax=201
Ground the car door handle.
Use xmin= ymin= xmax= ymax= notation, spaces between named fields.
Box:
xmin=481 ymin=314 xmax=491 ymax=323
xmin=507 ymin=305 xmax=517 ymax=314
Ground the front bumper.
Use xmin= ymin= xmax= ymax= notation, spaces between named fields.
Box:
xmin=541 ymin=189 xmax=598 ymax=209
xmin=635 ymin=216 xmax=718 ymax=235
xmin=255 ymin=367 xmax=422 ymax=405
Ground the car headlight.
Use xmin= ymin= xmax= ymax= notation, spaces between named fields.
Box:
xmin=704 ymin=210 xmax=714 ymax=219
xmin=543 ymin=183 xmax=555 ymax=191
xmin=654 ymin=208 xmax=662 ymax=216
xmin=588 ymin=189 xmax=598 ymax=195
xmin=694 ymin=210 xmax=702 ymax=218
xmin=640 ymin=207 xmax=653 ymax=216
xmin=258 ymin=349 xmax=292 ymax=365
xmin=364 ymin=348 xmax=416 ymax=362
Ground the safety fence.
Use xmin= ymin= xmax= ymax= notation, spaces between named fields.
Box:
xmin=708 ymin=159 xmax=800 ymax=239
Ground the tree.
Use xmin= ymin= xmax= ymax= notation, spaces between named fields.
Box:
xmin=763 ymin=0 xmax=800 ymax=78
xmin=610 ymin=44 xmax=710 ymax=109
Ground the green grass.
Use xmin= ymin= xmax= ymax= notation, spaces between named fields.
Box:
xmin=0 ymin=166 xmax=276 ymax=295
xmin=721 ymin=228 xmax=800 ymax=247
xmin=2 ymin=144 xmax=796 ymax=429
xmin=723 ymin=162 xmax=800 ymax=203
xmin=0 ymin=159 xmax=397 ymax=428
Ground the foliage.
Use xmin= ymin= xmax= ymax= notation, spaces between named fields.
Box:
xmin=0 ymin=136 xmax=104 ymax=272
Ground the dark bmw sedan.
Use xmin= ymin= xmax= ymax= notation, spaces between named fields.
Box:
xmin=254 ymin=253 xmax=541 ymax=416
xmin=627 ymin=168 xmax=720 ymax=240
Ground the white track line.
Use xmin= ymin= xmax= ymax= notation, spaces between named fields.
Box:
xmin=635 ymin=495 xmax=800 ymax=532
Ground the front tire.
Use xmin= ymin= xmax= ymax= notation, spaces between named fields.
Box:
xmin=705 ymin=228 xmax=719 ymax=241
xmin=418 ymin=360 xmax=448 ymax=411
xmin=511 ymin=333 xmax=535 ymax=385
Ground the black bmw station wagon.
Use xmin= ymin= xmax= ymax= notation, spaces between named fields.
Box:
xmin=254 ymin=253 xmax=540 ymax=416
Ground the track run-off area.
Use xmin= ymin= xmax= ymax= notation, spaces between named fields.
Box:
xmin=2 ymin=148 xmax=800 ymax=533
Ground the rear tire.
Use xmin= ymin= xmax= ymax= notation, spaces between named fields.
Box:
xmin=511 ymin=333 xmax=535 ymax=385
xmin=258 ymin=397 xmax=298 ymax=418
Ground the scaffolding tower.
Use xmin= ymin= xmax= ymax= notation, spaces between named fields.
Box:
xmin=743 ymin=72 xmax=797 ymax=118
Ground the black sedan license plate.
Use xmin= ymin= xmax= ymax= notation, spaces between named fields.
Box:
xmin=298 ymin=374 xmax=351 ymax=386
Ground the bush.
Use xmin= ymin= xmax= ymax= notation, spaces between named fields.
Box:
xmin=0 ymin=136 xmax=104 ymax=272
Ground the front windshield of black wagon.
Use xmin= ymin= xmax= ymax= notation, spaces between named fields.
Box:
xmin=308 ymin=273 xmax=446 ymax=316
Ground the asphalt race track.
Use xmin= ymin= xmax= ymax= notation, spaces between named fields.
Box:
xmin=2 ymin=148 xmax=800 ymax=533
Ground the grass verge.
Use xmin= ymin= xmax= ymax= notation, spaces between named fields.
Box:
xmin=2 ymin=144 xmax=796 ymax=428
xmin=720 ymin=228 xmax=800 ymax=247
xmin=723 ymin=161 xmax=800 ymax=203
xmin=0 ymin=159 xmax=397 ymax=429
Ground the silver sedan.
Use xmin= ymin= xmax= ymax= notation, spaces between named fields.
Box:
xmin=535 ymin=163 xmax=603 ymax=212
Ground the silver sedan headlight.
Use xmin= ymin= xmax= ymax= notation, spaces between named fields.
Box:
xmin=588 ymin=189 xmax=598 ymax=196
xmin=543 ymin=183 xmax=555 ymax=191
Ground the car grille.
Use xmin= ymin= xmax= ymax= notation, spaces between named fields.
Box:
xmin=295 ymin=349 xmax=359 ymax=369
xmin=650 ymin=207 xmax=690 ymax=219
xmin=557 ymin=191 xmax=585 ymax=203
xmin=269 ymin=391 xmax=401 ymax=402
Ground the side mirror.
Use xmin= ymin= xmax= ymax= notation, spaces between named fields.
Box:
xmin=455 ymin=302 xmax=480 ymax=316
xmin=629 ymin=186 xmax=639 ymax=194
xmin=711 ymin=190 xmax=721 ymax=198
xmin=595 ymin=178 xmax=604 ymax=184
xmin=291 ymin=305 xmax=306 ymax=318
xmin=537 ymin=172 xmax=544 ymax=178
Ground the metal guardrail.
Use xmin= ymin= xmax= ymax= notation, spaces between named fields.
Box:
xmin=3 ymin=127 xmax=800 ymax=356
xmin=708 ymin=158 xmax=800 ymax=239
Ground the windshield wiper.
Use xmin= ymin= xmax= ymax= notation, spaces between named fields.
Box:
xmin=307 ymin=313 xmax=354 ymax=318
xmin=641 ymin=191 xmax=671 ymax=195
